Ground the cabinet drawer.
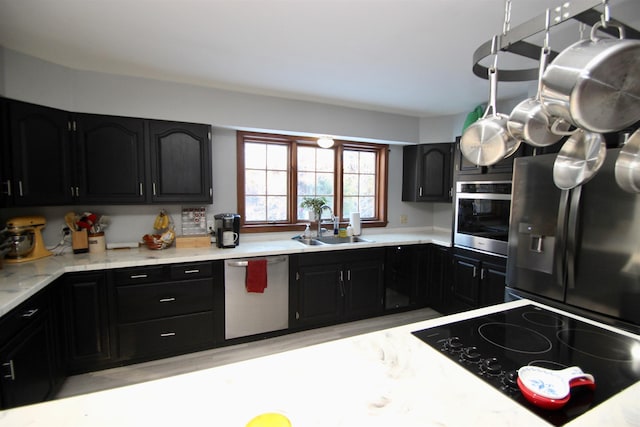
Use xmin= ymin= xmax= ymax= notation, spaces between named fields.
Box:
xmin=0 ymin=290 xmax=49 ymax=344
xmin=114 ymin=266 xmax=165 ymax=285
xmin=116 ymin=278 xmax=214 ymax=322
xmin=118 ymin=312 xmax=215 ymax=359
xmin=169 ymin=261 xmax=212 ymax=280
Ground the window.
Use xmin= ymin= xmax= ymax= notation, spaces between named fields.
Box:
xmin=237 ymin=131 xmax=388 ymax=232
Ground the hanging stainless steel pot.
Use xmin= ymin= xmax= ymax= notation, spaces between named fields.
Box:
xmin=553 ymin=129 xmax=606 ymax=190
xmin=508 ymin=10 xmax=571 ymax=147
xmin=614 ymin=128 xmax=640 ymax=193
xmin=461 ymin=37 xmax=520 ymax=166
xmin=541 ymin=21 xmax=640 ymax=134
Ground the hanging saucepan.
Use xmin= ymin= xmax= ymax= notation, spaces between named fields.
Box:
xmin=541 ymin=20 xmax=640 ymax=134
xmin=460 ymin=37 xmax=520 ymax=166
xmin=614 ymin=128 xmax=640 ymax=193
xmin=508 ymin=9 xmax=572 ymax=147
xmin=553 ymin=129 xmax=607 ymax=190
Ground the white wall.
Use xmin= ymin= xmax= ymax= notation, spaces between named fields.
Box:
xmin=0 ymin=48 xmax=453 ymax=247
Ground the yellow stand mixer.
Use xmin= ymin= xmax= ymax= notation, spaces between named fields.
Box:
xmin=4 ymin=216 xmax=53 ymax=263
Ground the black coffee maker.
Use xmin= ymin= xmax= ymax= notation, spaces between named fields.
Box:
xmin=214 ymin=213 xmax=240 ymax=248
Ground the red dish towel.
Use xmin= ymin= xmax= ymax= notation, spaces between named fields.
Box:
xmin=246 ymin=259 xmax=268 ymax=293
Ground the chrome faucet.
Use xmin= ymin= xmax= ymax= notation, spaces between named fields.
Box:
xmin=318 ymin=205 xmax=334 ymax=237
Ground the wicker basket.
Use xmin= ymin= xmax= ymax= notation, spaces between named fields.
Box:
xmin=142 ymin=231 xmax=175 ymax=250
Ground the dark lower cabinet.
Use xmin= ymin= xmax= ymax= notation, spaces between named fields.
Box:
xmin=0 ymin=287 xmax=62 ymax=409
xmin=450 ymin=248 xmax=507 ymax=312
xmin=113 ymin=261 xmax=223 ymax=363
xmin=62 ymin=271 xmax=115 ymax=374
xmin=426 ymin=244 xmax=452 ymax=314
xmin=385 ymin=245 xmax=429 ymax=311
xmin=290 ymin=248 xmax=385 ymax=329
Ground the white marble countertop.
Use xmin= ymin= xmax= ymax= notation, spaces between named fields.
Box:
xmin=0 ymin=299 xmax=638 ymax=426
xmin=0 ymin=227 xmax=451 ymax=316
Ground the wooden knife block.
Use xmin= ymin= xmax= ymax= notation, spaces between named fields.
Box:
xmin=72 ymin=229 xmax=89 ymax=254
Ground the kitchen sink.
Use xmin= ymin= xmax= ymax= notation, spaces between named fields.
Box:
xmin=292 ymin=235 xmax=373 ymax=246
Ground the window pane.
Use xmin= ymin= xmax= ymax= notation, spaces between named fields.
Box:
xmin=316 ymin=148 xmax=334 ymax=172
xmin=343 ymin=150 xmax=359 ymax=173
xmin=268 ymin=170 xmax=287 ymax=195
xmin=343 ymin=174 xmax=359 ymax=196
xmin=343 ymin=197 xmax=358 ymax=217
xmin=297 ymin=172 xmax=315 ymax=195
xmin=245 ymin=143 xmax=266 ymax=169
xmin=360 ymin=174 xmax=375 ymax=196
xmin=245 ymin=196 xmax=266 ymax=221
xmin=267 ymin=144 xmax=288 ymax=170
xmin=316 ymin=173 xmax=334 ymax=196
xmin=360 ymin=197 xmax=375 ymax=218
xmin=267 ymin=196 xmax=287 ymax=221
xmin=360 ymin=152 xmax=376 ymax=173
xmin=245 ymin=170 xmax=266 ymax=195
xmin=298 ymin=146 xmax=316 ymax=171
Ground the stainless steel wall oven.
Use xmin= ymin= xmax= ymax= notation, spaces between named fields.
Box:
xmin=454 ymin=180 xmax=512 ymax=256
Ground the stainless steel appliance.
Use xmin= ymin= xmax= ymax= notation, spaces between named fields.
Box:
xmin=506 ymin=148 xmax=640 ymax=331
xmin=454 ymin=181 xmax=512 ymax=256
xmin=214 ymin=213 xmax=240 ymax=248
xmin=412 ymin=304 xmax=640 ymax=425
xmin=224 ymin=255 xmax=289 ymax=339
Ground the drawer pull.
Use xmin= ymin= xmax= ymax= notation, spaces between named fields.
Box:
xmin=159 ymin=297 xmax=176 ymax=303
xmin=130 ymin=274 xmax=148 ymax=279
xmin=184 ymin=269 xmax=200 ymax=274
xmin=160 ymin=332 xmax=176 ymax=337
xmin=2 ymin=361 xmax=15 ymax=380
xmin=21 ymin=308 xmax=39 ymax=318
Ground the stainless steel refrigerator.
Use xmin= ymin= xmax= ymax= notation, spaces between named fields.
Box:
xmin=506 ymin=148 xmax=640 ymax=332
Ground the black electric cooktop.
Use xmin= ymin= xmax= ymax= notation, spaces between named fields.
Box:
xmin=412 ymin=304 xmax=640 ymax=426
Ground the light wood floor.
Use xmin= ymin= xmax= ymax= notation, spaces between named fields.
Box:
xmin=56 ymin=307 xmax=441 ymax=399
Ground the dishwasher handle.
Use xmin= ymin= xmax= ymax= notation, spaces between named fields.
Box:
xmin=226 ymin=256 xmax=288 ymax=268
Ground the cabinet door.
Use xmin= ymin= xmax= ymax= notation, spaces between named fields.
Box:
xmin=418 ymin=144 xmax=452 ymax=201
xmin=148 ymin=120 xmax=212 ymax=203
xmin=451 ymin=254 xmax=481 ymax=310
xmin=8 ymin=100 xmax=72 ymax=205
xmin=480 ymin=261 xmax=506 ymax=306
xmin=344 ymin=258 xmax=384 ymax=320
xmin=0 ymin=98 xmax=9 ymax=207
xmin=0 ymin=320 xmax=54 ymax=409
xmin=62 ymin=272 xmax=113 ymax=373
xmin=74 ymin=114 xmax=146 ymax=203
xmin=294 ymin=264 xmax=341 ymax=328
xmin=402 ymin=144 xmax=452 ymax=202
xmin=427 ymin=244 xmax=453 ymax=313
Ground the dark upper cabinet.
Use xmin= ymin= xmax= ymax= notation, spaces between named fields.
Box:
xmin=148 ymin=120 xmax=212 ymax=204
xmin=8 ymin=100 xmax=73 ymax=206
xmin=402 ymin=143 xmax=453 ymax=202
xmin=73 ymin=114 xmax=147 ymax=204
xmin=455 ymin=136 xmax=528 ymax=178
xmin=0 ymin=98 xmax=9 ymax=207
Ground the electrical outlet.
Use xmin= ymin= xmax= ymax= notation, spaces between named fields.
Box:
xmin=400 ymin=215 xmax=408 ymax=224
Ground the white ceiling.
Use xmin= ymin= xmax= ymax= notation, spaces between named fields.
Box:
xmin=0 ymin=0 xmax=639 ymax=118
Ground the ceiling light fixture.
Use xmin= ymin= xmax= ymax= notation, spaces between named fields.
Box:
xmin=317 ymin=136 xmax=335 ymax=148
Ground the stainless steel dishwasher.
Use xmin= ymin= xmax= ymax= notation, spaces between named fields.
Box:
xmin=224 ymin=255 xmax=289 ymax=340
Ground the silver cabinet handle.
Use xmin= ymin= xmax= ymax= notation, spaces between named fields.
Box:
xmin=3 ymin=180 xmax=11 ymax=196
xmin=18 ymin=181 xmax=23 ymax=197
xmin=419 ymin=186 xmax=423 ymax=197
xmin=75 ymin=187 xmax=79 ymax=197
xmin=2 ymin=361 xmax=15 ymax=380
xmin=130 ymin=274 xmax=148 ymax=279
xmin=472 ymin=266 xmax=477 ymax=278
xmin=139 ymin=182 xmax=143 ymax=196
xmin=184 ymin=269 xmax=200 ymax=274
xmin=21 ymin=308 xmax=39 ymax=318
xmin=160 ymin=332 xmax=176 ymax=337
xmin=481 ymin=268 xmax=486 ymax=280
xmin=159 ymin=297 xmax=176 ymax=303
xmin=152 ymin=182 xmax=157 ymax=196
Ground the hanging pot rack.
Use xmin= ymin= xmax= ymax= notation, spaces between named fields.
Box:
xmin=472 ymin=0 xmax=640 ymax=81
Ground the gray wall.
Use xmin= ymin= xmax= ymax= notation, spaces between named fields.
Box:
xmin=0 ymin=48 xmax=467 ymax=247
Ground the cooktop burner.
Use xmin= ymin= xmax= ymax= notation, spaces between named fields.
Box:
xmin=412 ymin=305 xmax=640 ymax=426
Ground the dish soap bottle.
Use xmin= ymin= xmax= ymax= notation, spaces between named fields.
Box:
xmin=303 ymin=224 xmax=311 ymax=239
xmin=346 ymin=224 xmax=353 ymax=236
